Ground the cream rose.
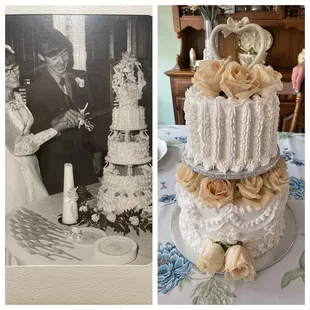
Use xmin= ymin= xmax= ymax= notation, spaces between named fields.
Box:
xmin=252 ymin=64 xmax=283 ymax=97
xmin=224 ymin=245 xmax=256 ymax=281
xmin=196 ymin=242 xmax=225 ymax=276
xmin=220 ymin=61 xmax=260 ymax=99
xmin=199 ymin=177 xmax=235 ymax=208
xmin=191 ymin=58 xmax=230 ymax=97
xmin=176 ymin=161 xmax=203 ymax=194
xmin=263 ymin=167 xmax=289 ymax=193
xmin=236 ymin=176 xmax=274 ymax=209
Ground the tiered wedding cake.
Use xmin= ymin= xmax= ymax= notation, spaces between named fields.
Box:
xmin=176 ymin=19 xmax=289 ymax=280
xmin=97 ymin=52 xmax=152 ymax=216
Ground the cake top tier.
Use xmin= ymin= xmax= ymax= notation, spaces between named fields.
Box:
xmin=112 ymin=51 xmax=146 ymax=105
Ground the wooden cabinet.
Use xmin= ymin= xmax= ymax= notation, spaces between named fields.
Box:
xmin=165 ymin=5 xmax=305 ymax=131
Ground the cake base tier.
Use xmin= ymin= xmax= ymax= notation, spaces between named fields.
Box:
xmin=182 ymin=145 xmax=281 ymax=180
xmin=170 ymin=204 xmax=296 ymax=273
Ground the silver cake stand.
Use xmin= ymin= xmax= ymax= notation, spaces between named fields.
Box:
xmin=183 ymin=146 xmax=281 ymax=180
xmin=170 ymin=204 xmax=296 ymax=273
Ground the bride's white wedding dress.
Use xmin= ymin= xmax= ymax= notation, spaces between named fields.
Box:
xmin=5 ymin=91 xmax=58 ymax=215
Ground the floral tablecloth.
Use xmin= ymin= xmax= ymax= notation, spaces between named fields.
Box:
xmin=158 ymin=125 xmax=305 ymax=305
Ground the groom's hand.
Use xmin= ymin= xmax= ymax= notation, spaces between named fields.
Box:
xmin=51 ymin=109 xmax=84 ymax=131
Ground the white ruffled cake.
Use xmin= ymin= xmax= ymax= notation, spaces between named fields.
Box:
xmin=97 ymin=52 xmax=152 ymax=216
xmin=176 ymin=41 xmax=289 ymax=280
xmin=177 ymin=159 xmax=289 ymax=259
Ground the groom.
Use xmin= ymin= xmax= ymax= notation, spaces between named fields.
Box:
xmin=27 ymin=28 xmax=100 ymax=195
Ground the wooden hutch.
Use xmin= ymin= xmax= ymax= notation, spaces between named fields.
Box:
xmin=165 ymin=5 xmax=305 ymax=131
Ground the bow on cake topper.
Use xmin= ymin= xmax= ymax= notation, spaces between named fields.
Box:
xmin=221 ymin=17 xmax=250 ymax=38
xmin=112 ymin=51 xmax=146 ymax=103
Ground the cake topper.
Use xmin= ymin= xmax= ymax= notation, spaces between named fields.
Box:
xmin=112 ymin=51 xmax=146 ymax=103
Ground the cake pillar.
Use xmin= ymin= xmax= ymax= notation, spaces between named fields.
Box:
xmin=127 ymin=165 xmax=133 ymax=176
xmin=125 ymin=131 xmax=130 ymax=143
xmin=62 ymin=163 xmax=78 ymax=224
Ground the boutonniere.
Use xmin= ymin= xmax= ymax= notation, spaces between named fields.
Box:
xmin=77 ymin=102 xmax=95 ymax=132
xmin=75 ymin=77 xmax=85 ymax=88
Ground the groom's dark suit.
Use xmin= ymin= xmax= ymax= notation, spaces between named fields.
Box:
xmin=27 ymin=69 xmax=98 ymax=195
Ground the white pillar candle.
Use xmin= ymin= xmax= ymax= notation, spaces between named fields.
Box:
xmin=62 ymin=163 xmax=78 ymax=224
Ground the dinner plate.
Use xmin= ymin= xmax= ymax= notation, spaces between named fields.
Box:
xmin=158 ymin=139 xmax=168 ymax=161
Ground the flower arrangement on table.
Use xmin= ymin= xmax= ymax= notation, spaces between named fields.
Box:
xmin=58 ymin=186 xmax=152 ymax=236
xmin=191 ymin=58 xmax=283 ymax=99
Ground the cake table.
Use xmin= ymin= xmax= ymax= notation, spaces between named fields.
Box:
xmin=6 ymin=183 xmax=152 ymax=266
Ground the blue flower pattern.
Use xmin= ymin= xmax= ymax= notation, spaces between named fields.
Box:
xmin=289 ymin=176 xmax=305 ymax=200
xmin=158 ymin=194 xmax=176 ymax=204
xmin=291 ymin=159 xmax=305 ymax=167
xmin=176 ymin=136 xmax=187 ymax=144
xmin=282 ymin=150 xmax=304 ymax=166
xmin=160 ymin=181 xmax=167 ymax=190
xmin=158 ymin=242 xmax=193 ymax=294
xmin=282 ymin=151 xmax=294 ymax=161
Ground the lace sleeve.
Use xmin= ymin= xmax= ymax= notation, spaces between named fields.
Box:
xmin=6 ymin=111 xmax=58 ymax=156
xmin=15 ymin=128 xmax=58 ymax=156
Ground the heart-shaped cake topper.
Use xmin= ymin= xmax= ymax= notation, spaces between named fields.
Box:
xmin=210 ymin=17 xmax=266 ymax=68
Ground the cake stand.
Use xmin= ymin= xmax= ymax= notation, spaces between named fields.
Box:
xmin=170 ymin=204 xmax=296 ymax=273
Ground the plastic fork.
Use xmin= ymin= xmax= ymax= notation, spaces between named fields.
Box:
xmin=20 ymin=208 xmax=62 ymax=230
xmin=24 ymin=241 xmax=73 ymax=260
xmin=49 ymin=246 xmax=82 ymax=261
xmin=17 ymin=241 xmax=55 ymax=261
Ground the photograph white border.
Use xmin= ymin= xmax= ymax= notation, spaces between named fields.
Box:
xmin=4 ymin=4 xmax=153 ymax=305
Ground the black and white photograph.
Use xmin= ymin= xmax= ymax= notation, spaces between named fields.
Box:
xmin=5 ymin=11 xmax=152 ymax=268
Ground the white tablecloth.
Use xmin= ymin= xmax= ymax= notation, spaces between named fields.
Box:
xmin=158 ymin=125 xmax=305 ymax=305
xmin=6 ymin=183 xmax=152 ymax=266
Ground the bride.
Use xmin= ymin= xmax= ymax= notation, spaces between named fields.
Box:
xmin=5 ymin=45 xmax=82 ymax=214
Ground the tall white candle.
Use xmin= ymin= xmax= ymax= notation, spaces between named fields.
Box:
xmin=63 ymin=163 xmax=74 ymax=195
xmin=62 ymin=163 xmax=78 ymax=224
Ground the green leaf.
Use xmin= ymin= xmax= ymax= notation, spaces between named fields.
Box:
xmin=281 ymin=267 xmax=305 ymax=289
xmin=190 ymin=277 xmax=235 ymax=305
xmin=299 ymin=250 xmax=305 ymax=269
xmin=192 ymin=296 xmax=199 ymax=305
xmin=177 ymin=280 xmax=184 ymax=292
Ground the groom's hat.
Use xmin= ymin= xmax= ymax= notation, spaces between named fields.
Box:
xmin=36 ymin=28 xmax=72 ymax=58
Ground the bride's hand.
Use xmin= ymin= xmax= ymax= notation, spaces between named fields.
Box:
xmin=51 ymin=109 xmax=84 ymax=131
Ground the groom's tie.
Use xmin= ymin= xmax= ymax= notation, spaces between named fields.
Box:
xmin=60 ymin=77 xmax=73 ymax=109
